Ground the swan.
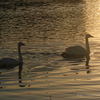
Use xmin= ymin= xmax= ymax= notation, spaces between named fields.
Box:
xmin=0 ymin=42 xmax=25 ymax=79
xmin=0 ymin=42 xmax=25 ymax=69
xmin=0 ymin=42 xmax=25 ymax=87
xmin=61 ymin=34 xmax=93 ymax=58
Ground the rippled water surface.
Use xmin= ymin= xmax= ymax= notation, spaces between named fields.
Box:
xmin=0 ymin=0 xmax=100 ymax=100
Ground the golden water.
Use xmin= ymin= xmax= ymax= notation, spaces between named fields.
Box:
xmin=0 ymin=1 xmax=100 ymax=100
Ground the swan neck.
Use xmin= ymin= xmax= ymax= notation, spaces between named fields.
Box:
xmin=18 ymin=45 xmax=23 ymax=62
xmin=85 ymin=37 xmax=90 ymax=53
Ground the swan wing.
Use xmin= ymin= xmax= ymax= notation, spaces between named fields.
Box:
xmin=0 ymin=58 xmax=19 ymax=69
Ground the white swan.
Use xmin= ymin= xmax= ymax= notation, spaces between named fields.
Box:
xmin=61 ymin=34 xmax=93 ymax=58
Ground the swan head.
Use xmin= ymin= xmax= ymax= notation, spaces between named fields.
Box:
xmin=18 ymin=42 xmax=25 ymax=46
xmin=86 ymin=34 xmax=93 ymax=38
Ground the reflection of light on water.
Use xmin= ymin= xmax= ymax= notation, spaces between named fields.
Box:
xmin=0 ymin=1 xmax=100 ymax=100
xmin=85 ymin=0 xmax=100 ymax=37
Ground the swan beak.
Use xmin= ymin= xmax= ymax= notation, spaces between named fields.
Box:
xmin=18 ymin=42 xmax=25 ymax=46
xmin=90 ymin=35 xmax=94 ymax=38
xmin=88 ymin=34 xmax=94 ymax=38
xmin=21 ymin=43 xmax=25 ymax=46
xmin=22 ymin=43 xmax=25 ymax=46
xmin=86 ymin=34 xmax=94 ymax=38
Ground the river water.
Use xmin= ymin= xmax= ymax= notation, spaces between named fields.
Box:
xmin=0 ymin=0 xmax=100 ymax=100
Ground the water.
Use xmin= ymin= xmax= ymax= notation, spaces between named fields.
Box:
xmin=0 ymin=0 xmax=100 ymax=100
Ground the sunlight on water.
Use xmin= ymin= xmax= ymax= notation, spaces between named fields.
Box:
xmin=0 ymin=0 xmax=100 ymax=100
xmin=86 ymin=0 xmax=100 ymax=37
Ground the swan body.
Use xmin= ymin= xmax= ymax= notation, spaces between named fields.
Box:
xmin=61 ymin=34 xmax=93 ymax=58
xmin=0 ymin=58 xmax=19 ymax=69
xmin=61 ymin=46 xmax=86 ymax=58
